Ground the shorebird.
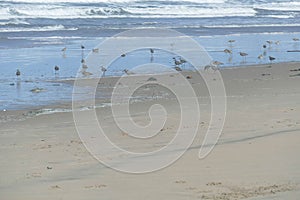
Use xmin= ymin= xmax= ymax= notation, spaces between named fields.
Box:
xmin=82 ymin=63 xmax=88 ymax=69
xmin=293 ymin=38 xmax=299 ymax=41
xmin=16 ymin=69 xmax=21 ymax=77
xmin=258 ymin=54 xmax=264 ymax=60
xmin=81 ymin=45 xmax=85 ymax=60
xmin=173 ymin=57 xmax=181 ymax=66
xmin=269 ymin=56 xmax=276 ymax=63
xmin=54 ymin=65 xmax=59 ymax=72
xmin=266 ymin=40 xmax=273 ymax=45
xmin=92 ymin=48 xmax=99 ymax=53
xmin=123 ymin=69 xmax=134 ymax=75
xmin=150 ymin=48 xmax=154 ymax=62
xmin=228 ymin=40 xmax=235 ymax=43
xmin=121 ymin=54 xmax=126 ymax=57
xmin=212 ymin=61 xmax=223 ymax=70
xmin=61 ymin=47 xmax=67 ymax=52
xmin=275 ymin=41 xmax=280 ymax=45
xmin=224 ymin=49 xmax=232 ymax=54
xmin=81 ymin=58 xmax=85 ymax=64
xmin=150 ymin=48 xmax=154 ymax=54
xmin=263 ymin=44 xmax=267 ymax=49
xmin=239 ymin=52 xmax=248 ymax=62
xmin=101 ymin=66 xmax=107 ymax=76
xmin=204 ymin=61 xmax=222 ymax=72
xmin=82 ymin=71 xmax=93 ymax=76
xmin=174 ymin=66 xmax=182 ymax=71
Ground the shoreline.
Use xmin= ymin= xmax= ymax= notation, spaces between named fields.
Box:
xmin=1 ymin=61 xmax=300 ymax=123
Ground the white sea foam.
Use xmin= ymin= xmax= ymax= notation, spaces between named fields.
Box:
xmin=255 ymin=2 xmax=300 ymax=12
xmin=0 ymin=25 xmax=78 ymax=32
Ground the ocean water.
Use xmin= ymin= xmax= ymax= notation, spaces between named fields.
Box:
xmin=0 ymin=0 xmax=300 ymax=110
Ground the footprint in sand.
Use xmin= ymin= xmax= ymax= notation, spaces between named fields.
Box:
xmin=84 ymin=184 xmax=107 ymax=189
xmin=50 ymin=185 xmax=61 ymax=190
xmin=175 ymin=180 xmax=186 ymax=184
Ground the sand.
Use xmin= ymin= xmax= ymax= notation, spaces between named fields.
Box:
xmin=1 ymin=62 xmax=300 ymax=200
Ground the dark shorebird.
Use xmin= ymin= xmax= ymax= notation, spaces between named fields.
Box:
xmin=150 ymin=48 xmax=154 ymax=62
xmin=61 ymin=47 xmax=67 ymax=52
xmin=228 ymin=40 xmax=235 ymax=43
xmin=266 ymin=40 xmax=273 ymax=46
xmin=224 ymin=49 xmax=232 ymax=54
xmin=54 ymin=65 xmax=59 ymax=72
xmin=150 ymin=48 xmax=154 ymax=54
xmin=263 ymin=44 xmax=267 ymax=49
xmin=121 ymin=54 xmax=126 ymax=57
xmin=81 ymin=45 xmax=85 ymax=60
xmin=123 ymin=69 xmax=134 ymax=75
xmin=269 ymin=56 xmax=276 ymax=63
xmin=239 ymin=52 xmax=248 ymax=62
xmin=81 ymin=58 xmax=85 ymax=64
xmin=16 ymin=69 xmax=21 ymax=77
xmin=174 ymin=66 xmax=182 ymax=71
xmin=101 ymin=66 xmax=107 ymax=76
xmin=293 ymin=38 xmax=299 ymax=41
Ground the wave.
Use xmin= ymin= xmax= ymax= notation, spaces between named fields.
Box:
xmin=0 ymin=19 xmax=29 ymax=25
xmin=254 ymin=2 xmax=300 ymax=12
xmin=0 ymin=4 xmax=258 ymax=20
xmin=0 ymin=24 xmax=78 ymax=32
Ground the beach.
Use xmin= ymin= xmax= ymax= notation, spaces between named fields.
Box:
xmin=1 ymin=62 xmax=300 ymax=199
xmin=1 ymin=0 xmax=300 ymax=199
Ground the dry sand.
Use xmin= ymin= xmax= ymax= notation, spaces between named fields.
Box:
xmin=1 ymin=62 xmax=300 ymax=200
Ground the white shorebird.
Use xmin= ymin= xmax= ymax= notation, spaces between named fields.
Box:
xmin=258 ymin=54 xmax=264 ymax=60
xmin=81 ymin=71 xmax=93 ymax=76
xmin=82 ymin=63 xmax=88 ymax=69
xmin=275 ymin=41 xmax=280 ymax=45
xmin=205 ymin=61 xmax=223 ymax=72
xmin=173 ymin=57 xmax=181 ymax=66
xmin=92 ymin=48 xmax=99 ymax=53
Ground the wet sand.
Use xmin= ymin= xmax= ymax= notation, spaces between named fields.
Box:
xmin=1 ymin=62 xmax=300 ymax=199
